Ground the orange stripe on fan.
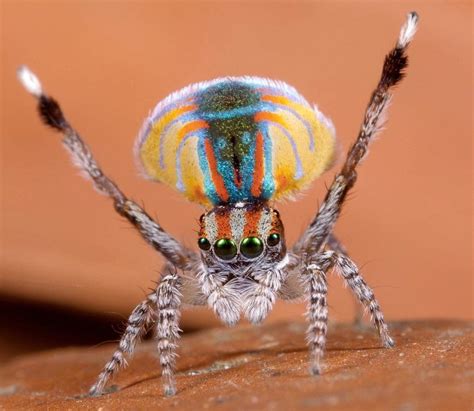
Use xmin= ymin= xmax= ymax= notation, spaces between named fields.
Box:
xmin=261 ymin=95 xmax=311 ymax=116
xmin=261 ymin=95 xmax=293 ymax=106
xmin=243 ymin=208 xmax=261 ymax=237
xmin=204 ymin=139 xmax=229 ymax=202
xmin=159 ymin=104 xmax=197 ymax=131
xmin=250 ymin=131 xmax=264 ymax=197
xmin=254 ymin=111 xmax=289 ymax=129
xmin=177 ymin=118 xmax=208 ymax=139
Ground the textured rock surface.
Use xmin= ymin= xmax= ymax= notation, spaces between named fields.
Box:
xmin=0 ymin=320 xmax=472 ymax=410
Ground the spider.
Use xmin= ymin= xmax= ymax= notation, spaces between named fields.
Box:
xmin=18 ymin=12 xmax=418 ymax=397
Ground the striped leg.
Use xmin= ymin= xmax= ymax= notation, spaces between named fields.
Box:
xmin=156 ymin=267 xmax=182 ymax=396
xmin=334 ymin=253 xmax=394 ymax=348
xmin=305 ymin=264 xmax=329 ymax=375
xmin=293 ymin=13 xmax=419 ymax=256
xmin=326 ymin=234 xmax=363 ymax=325
xmin=17 ymin=67 xmax=192 ymax=270
xmin=326 ymin=234 xmax=347 ymax=255
xmin=89 ymin=292 xmax=157 ymax=396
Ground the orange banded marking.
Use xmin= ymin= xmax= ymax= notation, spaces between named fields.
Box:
xmin=176 ymin=118 xmax=207 ymax=140
xmin=261 ymin=94 xmax=292 ymax=106
xmin=215 ymin=210 xmax=232 ymax=239
xmin=254 ymin=111 xmax=289 ymax=130
xmin=261 ymin=94 xmax=305 ymax=110
xmin=261 ymin=94 xmax=314 ymax=118
xmin=243 ymin=208 xmax=263 ymax=237
xmin=155 ymin=104 xmax=197 ymax=134
xmin=204 ymin=139 xmax=230 ymax=203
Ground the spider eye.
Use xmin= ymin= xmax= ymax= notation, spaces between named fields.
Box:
xmin=240 ymin=237 xmax=264 ymax=259
xmin=198 ymin=237 xmax=211 ymax=251
xmin=267 ymin=233 xmax=280 ymax=247
xmin=214 ymin=238 xmax=237 ymax=260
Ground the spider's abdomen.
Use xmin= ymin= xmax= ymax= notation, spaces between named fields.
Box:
xmin=135 ymin=77 xmax=336 ymax=207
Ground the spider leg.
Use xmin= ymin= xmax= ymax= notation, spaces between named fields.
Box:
xmin=304 ymin=260 xmax=329 ymax=376
xmin=293 ymin=12 xmax=419 ymax=256
xmin=333 ymin=252 xmax=394 ymax=348
xmin=326 ymin=234 xmax=347 ymax=255
xmin=286 ymin=247 xmax=393 ymax=376
xmin=311 ymin=251 xmax=394 ymax=349
xmin=155 ymin=266 xmax=182 ymax=396
xmin=89 ymin=291 xmax=158 ymax=396
xmin=17 ymin=67 xmax=193 ymax=269
xmin=326 ymin=234 xmax=363 ymax=326
xmin=89 ymin=264 xmax=186 ymax=397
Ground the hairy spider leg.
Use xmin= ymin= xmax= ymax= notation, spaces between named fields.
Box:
xmin=292 ymin=12 xmax=418 ymax=372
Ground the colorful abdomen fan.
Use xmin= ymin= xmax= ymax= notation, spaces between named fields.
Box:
xmin=135 ymin=77 xmax=336 ymax=208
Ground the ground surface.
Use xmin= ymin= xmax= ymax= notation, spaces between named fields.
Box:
xmin=0 ymin=320 xmax=472 ymax=410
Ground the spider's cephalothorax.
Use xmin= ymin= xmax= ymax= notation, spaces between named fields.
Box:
xmin=198 ymin=202 xmax=286 ymax=266
xmin=197 ymin=202 xmax=287 ymax=325
xmin=18 ymin=12 xmax=419 ymax=398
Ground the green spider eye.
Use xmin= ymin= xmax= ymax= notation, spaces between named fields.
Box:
xmin=214 ymin=238 xmax=237 ymax=260
xmin=198 ymin=237 xmax=211 ymax=251
xmin=240 ymin=237 xmax=264 ymax=259
xmin=267 ymin=233 xmax=280 ymax=247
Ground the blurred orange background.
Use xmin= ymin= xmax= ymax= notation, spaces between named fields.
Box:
xmin=1 ymin=2 xmax=472 ymax=358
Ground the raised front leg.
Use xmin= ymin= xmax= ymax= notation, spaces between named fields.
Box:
xmin=17 ymin=67 xmax=193 ymax=269
xmin=294 ymin=13 xmax=419 ymax=256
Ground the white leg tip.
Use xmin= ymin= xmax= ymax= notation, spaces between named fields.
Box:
xmin=310 ymin=365 xmax=321 ymax=376
xmin=88 ymin=388 xmax=102 ymax=398
xmin=164 ymin=385 xmax=177 ymax=397
xmin=384 ymin=336 xmax=395 ymax=348
xmin=17 ymin=65 xmax=43 ymax=97
xmin=398 ymin=11 xmax=419 ymax=48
